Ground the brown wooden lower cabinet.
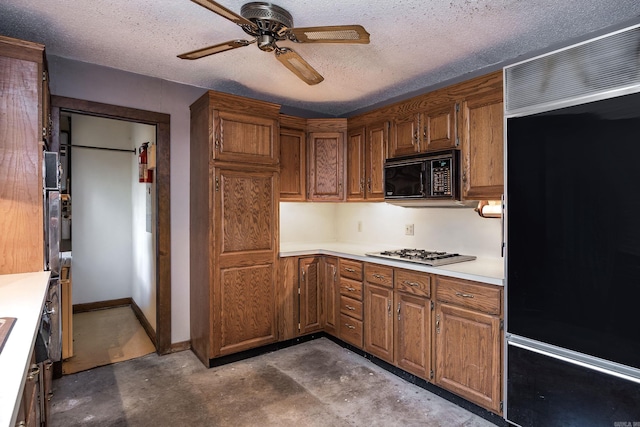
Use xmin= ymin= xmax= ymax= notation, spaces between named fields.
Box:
xmin=281 ymin=256 xmax=504 ymax=415
xmin=434 ymin=276 xmax=503 ymax=414
xmin=339 ymin=313 xmax=363 ymax=347
xmin=15 ymin=352 xmax=53 ymax=427
xmin=364 ymin=283 xmax=393 ymax=363
xmin=338 ymin=258 xmax=364 ymax=347
xmin=299 ymin=257 xmax=322 ymax=335
xmin=395 ymin=291 xmax=432 ymax=379
xmin=323 ymin=257 xmax=339 ymax=335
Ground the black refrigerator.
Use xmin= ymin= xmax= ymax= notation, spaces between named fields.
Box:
xmin=504 ymin=24 xmax=640 ymax=426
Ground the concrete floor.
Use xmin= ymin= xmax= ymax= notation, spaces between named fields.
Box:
xmin=50 ymin=338 xmax=498 ymax=426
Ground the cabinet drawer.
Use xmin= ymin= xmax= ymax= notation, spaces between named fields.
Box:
xmin=339 ymin=314 xmax=363 ymax=347
xmin=395 ymin=269 xmax=431 ymax=298
xmin=340 ymin=295 xmax=363 ymax=320
xmin=340 ymin=259 xmax=363 ymax=280
xmin=365 ymin=263 xmax=394 ymax=288
xmin=339 ymin=277 xmax=363 ymax=300
xmin=436 ymin=276 xmax=502 ymax=315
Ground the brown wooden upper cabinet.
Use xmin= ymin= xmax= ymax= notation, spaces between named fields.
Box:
xmin=460 ymin=89 xmax=504 ymax=200
xmin=191 ymin=91 xmax=279 ymax=165
xmin=0 ymin=35 xmax=48 ymax=275
xmin=279 ymin=115 xmax=307 ymax=201
xmin=347 ymin=121 xmax=387 ymax=201
xmin=307 ymin=119 xmax=346 ymax=201
xmin=389 ymin=112 xmax=420 ymax=158
xmin=389 ymin=102 xmax=458 ymax=158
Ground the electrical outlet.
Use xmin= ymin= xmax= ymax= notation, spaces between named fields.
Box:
xmin=357 ymin=221 xmax=362 ymax=232
xmin=405 ymin=224 xmax=414 ymax=236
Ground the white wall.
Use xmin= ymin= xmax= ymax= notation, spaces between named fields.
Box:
xmin=71 ymin=114 xmax=157 ymax=328
xmin=49 ymin=56 xmax=205 ymax=343
xmin=281 ymin=202 xmax=503 ymax=259
xmin=131 ymin=126 xmax=156 ymax=331
xmin=71 ymin=114 xmax=134 ymax=304
xmin=279 ymin=203 xmax=338 ymax=243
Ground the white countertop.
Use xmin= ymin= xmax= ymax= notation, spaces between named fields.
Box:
xmin=280 ymin=242 xmax=504 ymax=286
xmin=0 ymin=271 xmax=51 ymax=427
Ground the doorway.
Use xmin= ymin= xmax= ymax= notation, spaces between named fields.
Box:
xmin=51 ymin=96 xmax=172 ymax=359
xmin=60 ymin=112 xmax=158 ymax=373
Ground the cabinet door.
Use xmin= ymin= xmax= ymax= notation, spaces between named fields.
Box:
xmin=278 ymin=256 xmax=298 ymax=341
xmin=299 ymin=257 xmax=322 ymax=334
xmin=460 ymin=91 xmax=504 ymax=200
xmin=435 ymin=302 xmax=502 ymax=413
xmin=365 ymin=121 xmax=387 ymax=200
xmin=0 ymin=54 xmax=44 ymax=274
xmin=323 ymin=257 xmax=339 ymax=335
xmin=213 ymin=168 xmax=278 ymax=356
xmin=308 ymin=131 xmax=345 ymax=201
xmin=423 ymin=103 xmax=458 ymax=151
xmin=364 ymin=284 xmax=394 ymax=363
xmin=279 ymin=127 xmax=306 ymax=201
xmin=214 ymin=110 xmax=278 ymax=165
xmin=395 ymin=292 xmax=431 ymax=379
xmin=346 ymin=127 xmax=365 ymax=200
xmin=389 ymin=113 xmax=419 ymax=158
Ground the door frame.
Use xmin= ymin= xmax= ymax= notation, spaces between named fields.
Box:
xmin=51 ymin=95 xmax=172 ymax=354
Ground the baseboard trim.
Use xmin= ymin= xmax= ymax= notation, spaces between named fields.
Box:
xmin=130 ymin=299 xmax=157 ymax=348
xmin=207 ymin=333 xmax=325 ymax=368
xmin=168 ymin=340 xmax=191 ymax=353
xmin=323 ymin=334 xmax=508 ymax=427
xmin=73 ymin=298 xmax=132 ymax=314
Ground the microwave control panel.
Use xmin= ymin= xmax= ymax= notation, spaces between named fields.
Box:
xmin=430 ymin=158 xmax=452 ymax=196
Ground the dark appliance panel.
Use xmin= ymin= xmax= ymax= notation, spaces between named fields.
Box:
xmin=507 ymin=345 xmax=640 ymax=426
xmin=507 ymin=91 xmax=640 ymax=369
xmin=384 ymin=159 xmax=425 ymax=198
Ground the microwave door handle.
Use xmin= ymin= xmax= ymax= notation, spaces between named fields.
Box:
xmin=420 ymin=171 xmax=425 ymax=196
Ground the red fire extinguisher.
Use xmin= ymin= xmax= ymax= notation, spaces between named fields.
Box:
xmin=138 ymin=142 xmax=153 ymax=183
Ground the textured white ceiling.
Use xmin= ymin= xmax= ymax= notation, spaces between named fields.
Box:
xmin=1 ymin=0 xmax=639 ymax=116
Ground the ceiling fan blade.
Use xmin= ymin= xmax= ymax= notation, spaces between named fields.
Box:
xmin=178 ymin=39 xmax=253 ymax=60
xmin=190 ymin=0 xmax=256 ymax=28
xmin=275 ymin=47 xmax=324 ymax=85
xmin=289 ymin=25 xmax=370 ymax=44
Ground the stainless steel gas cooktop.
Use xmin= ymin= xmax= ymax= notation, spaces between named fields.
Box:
xmin=366 ymin=249 xmax=476 ymax=267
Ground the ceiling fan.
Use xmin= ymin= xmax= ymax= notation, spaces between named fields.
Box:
xmin=178 ymin=0 xmax=370 ymax=85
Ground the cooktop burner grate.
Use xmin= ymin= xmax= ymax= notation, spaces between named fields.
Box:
xmin=366 ymin=248 xmax=476 ymax=266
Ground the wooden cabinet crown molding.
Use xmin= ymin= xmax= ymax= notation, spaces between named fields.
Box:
xmin=0 ymin=35 xmax=45 ymax=63
xmin=348 ymin=71 xmax=502 ymax=126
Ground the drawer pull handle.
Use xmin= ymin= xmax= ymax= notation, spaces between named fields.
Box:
xmin=403 ymin=280 xmax=420 ymax=287
xmin=455 ymin=292 xmax=474 ymax=298
xmin=346 ymin=305 xmax=356 ymax=311
xmin=373 ymin=273 xmax=385 ymax=279
xmin=345 ymin=267 xmax=356 ymax=273
xmin=344 ymin=324 xmax=356 ymax=330
xmin=346 ymin=287 xmax=356 ymax=292
xmin=28 ymin=366 xmax=40 ymax=381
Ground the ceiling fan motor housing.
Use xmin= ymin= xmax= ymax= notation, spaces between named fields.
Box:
xmin=240 ymin=2 xmax=294 ymax=51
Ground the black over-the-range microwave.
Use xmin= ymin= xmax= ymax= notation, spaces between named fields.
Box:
xmin=384 ymin=149 xmax=463 ymax=206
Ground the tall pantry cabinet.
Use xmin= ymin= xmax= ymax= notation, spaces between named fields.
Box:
xmin=190 ymin=91 xmax=280 ymax=366
xmin=0 ymin=35 xmax=49 ymax=274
